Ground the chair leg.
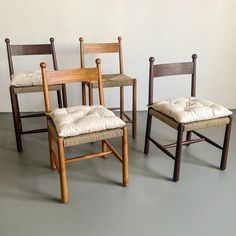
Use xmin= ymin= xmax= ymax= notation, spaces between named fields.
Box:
xmin=102 ymin=140 xmax=109 ymax=158
xmin=57 ymin=90 xmax=63 ymax=108
xmin=122 ymin=127 xmax=129 ymax=187
xmin=82 ymin=82 xmax=86 ymax=105
xmin=57 ymin=138 xmax=68 ymax=203
xmin=120 ymin=86 xmax=124 ymax=119
xmin=132 ymin=79 xmax=137 ymax=138
xmin=186 ymin=131 xmax=192 ymax=146
xmin=15 ymin=93 xmax=22 ymax=133
xmin=144 ymin=112 xmax=152 ymax=154
xmin=9 ymin=87 xmax=22 ymax=152
xmin=220 ymin=116 xmax=233 ymax=170
xmin=88 ymin=83 xmax=94 ymax=106
xmin=48 ymin=128 xmax=56 ymax=169
xmin=173 ymin=124 xmax=184 ymax=182
xmin=62 ymin=84 xmax=68 ymax=107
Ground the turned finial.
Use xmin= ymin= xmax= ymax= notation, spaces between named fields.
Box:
xmin=96 ymin=58 xmax=101 ymax=65
xmin=5 ymin=38 xmax=10 ymax=44
xmin=40 ymin=62 xmax=46 ymax=68
xmin=192 ymin=54 xmax=197 ymax=60
xmin=149 ymin=57 xmax=155 ymax=63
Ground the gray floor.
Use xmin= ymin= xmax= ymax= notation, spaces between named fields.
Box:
xmin=0 ymin=111 xmax=235 ymax=236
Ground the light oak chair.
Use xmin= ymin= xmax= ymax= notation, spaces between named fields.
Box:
xmin=40 ymin=59 xmax=128 ymax=203
xmin=79 ymin=36 xmax=137 ymax=138
xmin=144 ymin=54 xmax=233 ymax=181
xmin=5 ymin=38 xmax=67 ymax=152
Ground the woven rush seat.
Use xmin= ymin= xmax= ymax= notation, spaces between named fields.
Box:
xmin=149 ymin=108 xmax=231 ymax=132
xmin=87 ymin=74 xmax=134 ymax=88
xmin=47 ymin=105 xmax=126 ymax=138
xmin=13 ymin=84 xmax=63 ymax=94
xmin=150 ymin=97 xmax=232 ymax=123
xmin=47 ymin=118 xmax=123 ymax=147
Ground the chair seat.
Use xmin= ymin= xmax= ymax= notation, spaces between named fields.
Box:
xmin=89 ymin=74 xmax=134 ymax=88
xmin=47 ymin=105 xmax=126 ymax=138
xmin=48 ymin=118 xmax=124 ymax=146
xmin=150 ymin=97 xmax=232 ymax=123
xmin=10 ymin=72 xmax=63 ymax=94
xmin=11 ymin=72 xmax=43 ymax=87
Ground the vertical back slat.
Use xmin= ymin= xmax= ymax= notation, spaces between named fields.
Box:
xmin=50 ymin=38 xmax=58 ymax=70
xmin=40 ymin=63 xmax=51 ymax=113
xmin=118 ymin=37 xmax=124 ymax=74
xmin=79 ymin=37 xmax=85 ymax=68
xmin=96 ymin=59 xmax=104 ymax=106
xmin=5 ymin=39 xmax=14 ymax=75
xmin=148 ymin=57 xmax=155 ymax=105
xmin=191 ymin=54 xmax=197 ymax=97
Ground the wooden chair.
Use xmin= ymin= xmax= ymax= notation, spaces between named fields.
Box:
xmin=79 ymin=36 xmax=137 ymax=138
xmin=40 ymin=59 xmax=128 ymax=203
xmin=144 ymin=54 xmax=233 ymax=181
xmin=5 ymin=38 xmax=67 ymax=152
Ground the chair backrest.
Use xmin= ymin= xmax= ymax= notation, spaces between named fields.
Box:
xmin=79 ymin=36 xmax=124 ymax=74
xmin=148 ymin=54 xmax=197 ymax=105
xmin=40 ymin=59 xmax=104 ymax=113
xmin=5 ymin=38 xmax=58 ymax=76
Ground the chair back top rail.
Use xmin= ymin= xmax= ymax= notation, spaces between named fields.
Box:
xmin=9 ymin=44 xmax=53 ymax=56
xmin=82 ymin=43 xmax=119 ymax=54
xmin=43 ymin=68 xmax=99 ymax=85
xmin=153 ymin=62 xmax=194 ymax=78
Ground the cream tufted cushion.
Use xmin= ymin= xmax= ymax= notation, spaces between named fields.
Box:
xmin=150 ymin=97 xmax=232 ymax=123
xmin=11 ymin=71 xmax=42 ymax=86
xmin=47 ymin=105 xmax=126 ymax=137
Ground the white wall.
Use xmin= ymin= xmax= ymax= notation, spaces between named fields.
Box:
xmin=0 ymin=0 xmax=236 ymax=112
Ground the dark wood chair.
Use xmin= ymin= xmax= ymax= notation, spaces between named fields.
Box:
xmin=144 ymin=54 xmax=233 ymax=181
xmin=5 ymin=38 xmax=67 ymax=152
xmin=40 ymin=59 xmax=128 ymax=203
xmin=79 ymin=36 xmax=137 ymax=138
